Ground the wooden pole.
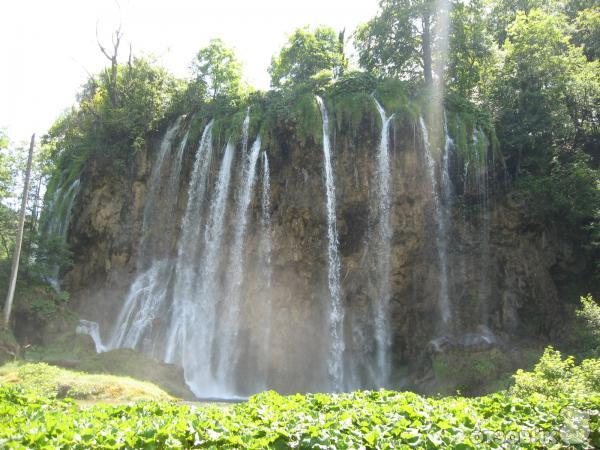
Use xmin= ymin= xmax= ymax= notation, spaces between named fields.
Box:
xmin=3 ymin=134 xmax=35 ymax=329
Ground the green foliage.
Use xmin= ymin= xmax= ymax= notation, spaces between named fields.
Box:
xmin=255 ymin=85 xmax=324 ymax=147
xmin=512 ymin=347 xmax=576 ymax=398
xmin=331 ymin=91 xmax=375 ymax=134
xmin=448 ymin=0 xmax=494 ymax=98
xmin=0 ymin=384 xmax=598 ymax=448
xmin=575 ymin=295 xmax=600 ymax=356
xmin=44 ymin=56 xmax=180 ymax=179
xmin=192 ymin=39 xmax=243 ymax=100
xmin=485 ymin=0 xmax=559 ymax=45
xmin=0 ymin=203 xmax=17 ymax=259
xmin=374 ymin=78 xmax=419 ymax=120
xmin=578 ymin=295 xmax=600 ymax=337
xmin=516 ymin=152 xmax=599 ymax=236
xmin=355 ymin=0 xmax=431 ymax=80
xmin=488 ymin=8 xmax=598 ymax=174
xmin=330 ymin=71 xmax=377 ymax=95
xmin=512 ymin=346 xmax=600 ymax=402
xmin=0 ymin=130 xmax=11 ymax=200
xmin=573 ymin=6 xmax=600 ymax=61
xmin=269 ymin=26 xmax=346 ymax=88
xmin=478 ymin=5 xmax=600 ymax=272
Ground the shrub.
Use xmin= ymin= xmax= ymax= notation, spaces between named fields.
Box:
xmin=512 ymin=346 xmax=600 ymax=400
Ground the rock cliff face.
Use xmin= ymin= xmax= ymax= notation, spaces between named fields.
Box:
xmin=60 ymin=103 xmax=580 ymax=395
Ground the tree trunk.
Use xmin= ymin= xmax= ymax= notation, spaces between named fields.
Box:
xmin=25 ymin=172 xmax=43 ymax=257
xmin=3 ymin=134 xmax=35 ymax=329
xmin=110 ymin=56 xmax=118 ymax=107
xmin=422 ymin=13 xmax=433 ymax=85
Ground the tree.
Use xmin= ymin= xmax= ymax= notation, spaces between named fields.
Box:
xmin=96 ymin=25 xmax=124 ymax=108
xmin=2 ymin=134 xmax=34 ymax=328
xmin=486 ymin=0 xmax=552 ymax=45
xmin=192 ymin=39 xmax=243 ymax=99
xmin=572 ymin=6 xmax=600 ymax=61
xmin=269 ymin=26 xmax=347 ymax=88
xmin=448 ymin=0 xmax=494 ymax=98
xmin=355 ymin=0 xmax=436 ymax=83
xmin=488 ymin=8 xmax=598 ymax=174
xmin=0 ymin=132 xmax=11 ymax=201
xmin=44 ymin=55 xmax=179 ymax=173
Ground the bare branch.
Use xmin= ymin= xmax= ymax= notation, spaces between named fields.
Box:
xmin=96 ymin=20 xmax=113 ymax=62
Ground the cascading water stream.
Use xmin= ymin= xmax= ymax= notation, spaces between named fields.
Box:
xmin=419 ymin=116 xmax=451 ymax=327
xmin=215 ymin=135 xmax=262 ymax=388
xmin=42 ymin=178 xmax=80 ymax=291
xmin=241 ymin=108 xmax=250 ymax=154
xmin=183 ymin=140 xmax=235 ymax=397
xmin=315 ymin=96 xmax=345 ymax=390
xmin=164 ymin=120 xmax=215 ymax=363
xmin=76 ymin=320 xmax=106 ymax=353
xmin=259 ymin=151 xmax=273 ymax=387
xmin=139 ymin=117 xmax=184 ymax=264
xmin=473 ymin=129 xmax=491 ymax=326
xmin=372 ymin=98 xmax=394 ymax=387
xmin=441 ymin=113 xmax=454 ymax=209
xmin=109 ymin=118 xmax=187 ymax=351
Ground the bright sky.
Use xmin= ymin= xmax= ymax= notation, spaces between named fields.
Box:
xmin=1 ymin=0 xmax=379 ymax=144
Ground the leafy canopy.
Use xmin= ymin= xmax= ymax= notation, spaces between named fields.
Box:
xmin=355 ymin=0 xmax=434 ymax=80
xmin=192 ymin=39 xmax=243 ymax=99
xmin=44 ymin=56 xmax=179 ymax=176
xmin=447 ymin=0 xmax=494 ymax=98
xmin=488 ymin=8 xmax=599 ymax=172
xmin=269 ymin=26 xmax=346 ymax=88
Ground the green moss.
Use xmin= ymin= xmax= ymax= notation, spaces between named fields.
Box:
xmin=374 ymin=79 xmax=409 ymax=112
xmin=445 ymin=93 xmax=505 ymax=191
xmin=331 ymin=91 xmax=375 ymax=134
xmin=291 ymin=92 xmax=323 ymax=144
xmin=432 ymin=348 xmax=513 ymax=395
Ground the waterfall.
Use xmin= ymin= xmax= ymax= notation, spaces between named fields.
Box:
xmin=104 ymin=113 xmax=272 ymax=397
xmin=164 ymin=120 xmax=215 ymax=363
xmin=441 ymin=113 xmax=454 ymax=209
xmin=241 ymin=108 xmax=250 ymax=155
xmin=474 ymin=129 xmax=491 ymax=326
xmin=183 ymin=140 xmax=236 ymax=397
xmin=215 ymin=135 xmax=262 ymax=388
xmin=372 ymin=99 xmax=394 ymax=387
xmin=316 ymin=96 xmax=345 ymax=390
xmin=42 ymin=177 xmax=81 ymax=291
xmin=139 ymin=117 xmax=185 ymax=265
xmin=420 ymin=116 xmax=451 ymax=327
xmin=259 ymin=151 xmax=273 ymax=387
xmin=76 ymin=319 xmax=106 ymax=353
xmin=109 ymin=118 xmax=187 ymax=351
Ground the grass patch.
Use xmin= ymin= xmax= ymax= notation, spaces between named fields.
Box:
xmin=0 ymin=362 xmax=172 ymax=402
